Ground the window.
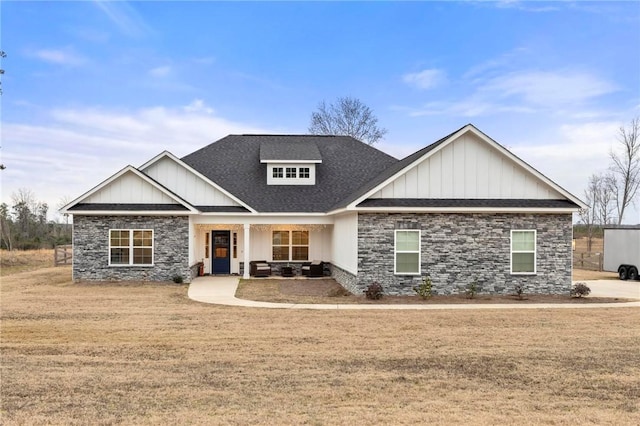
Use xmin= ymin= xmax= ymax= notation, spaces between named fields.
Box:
xmin=273 ymin=167 xmax=283 ymax=178
xmin=110 ymin=229 xmax=153 ymax=266
xmin=395 ymin=230 xmax=420 ymax=274
xmin=272 ymin=230 xmax=309 ymax=261
xmin=233 ymin=232 xmax=237 ymax=259
xmin=205 ymin=232 xmax=209 ymax=259
xmin=511 ymin=230 xmax=536 ymax=274
xmin=286 ymin=167 xmax=297 ymax=178
xmin=299 ymin=167 xmax=310 ymax=178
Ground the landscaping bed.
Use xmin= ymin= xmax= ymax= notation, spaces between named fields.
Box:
xmin=236 ymin=278 xmax=632 ymax=304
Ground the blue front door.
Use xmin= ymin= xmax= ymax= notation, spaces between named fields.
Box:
xmin=212 ymin=231 xmax=230 ymax=274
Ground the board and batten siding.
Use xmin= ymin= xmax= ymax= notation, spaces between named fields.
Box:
xmin=143 ymin=156 xmax=241 ymax=206
xmin=372 ymin=132 xmax=564 ymax=200
xmin=84 ymin=171 xmax=176 ymax=204
xmin=331 ymin=212 xmax=358 ymax=274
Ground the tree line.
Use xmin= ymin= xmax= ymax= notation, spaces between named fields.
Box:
xmin=0 ymin=189 xmax=71 ymax=250
xmin=580 ymin=117 xmax=640 ymax=251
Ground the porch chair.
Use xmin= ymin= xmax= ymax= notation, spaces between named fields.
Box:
xmin=301 ymin=260 xmax=324 ymax=277
xmin=250 ymin=260 xmax=272 ymax=277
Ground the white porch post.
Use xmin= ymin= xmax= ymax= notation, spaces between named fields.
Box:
xmin=243 ymin=223 xmax=251 ymax=279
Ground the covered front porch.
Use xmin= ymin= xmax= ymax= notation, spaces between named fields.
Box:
xmin=189 ymin=216 xmax=334 ymax=279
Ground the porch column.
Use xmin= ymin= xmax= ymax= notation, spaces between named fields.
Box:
xmin=243 ymin=223 xmax=250 ymax=279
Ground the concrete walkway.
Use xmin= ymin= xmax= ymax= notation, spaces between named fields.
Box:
xmin=187 ymin=276 xmax=640 ymax=310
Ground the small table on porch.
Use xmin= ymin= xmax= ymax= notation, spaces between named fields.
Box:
xmin=281 ymin=266 xmax=294 ymax=277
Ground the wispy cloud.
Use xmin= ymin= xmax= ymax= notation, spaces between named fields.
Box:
xmin=28 ymin=48 xmax=86 ymax=66
xmin=492 ymin=1 xmax=560 ymax=13
xmin=480 ymin=70 xmax=618 ymax=106
xmin=93 ymin=0 xmax=152 ymax=37
xmin=402 ymin=69 xmax=447 ymax=90
xmin=148 ymin=65 xmax=172 ymax=78
xmin=1 ymin=100 xmax=276 ymax=217
xmin=399 ymin=64 xmax=617 ymax=118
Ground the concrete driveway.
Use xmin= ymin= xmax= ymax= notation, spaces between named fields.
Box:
xmin=582 ymin=279 xmax=640 ymax=299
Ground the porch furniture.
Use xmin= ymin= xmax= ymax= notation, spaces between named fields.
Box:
xmin=301 ymin=260 xmax=324 ymax=277
xmin=281 ymin=266 xmax=294 ymax=277
xmin=250 ymin=261 xmax=271 ymax=277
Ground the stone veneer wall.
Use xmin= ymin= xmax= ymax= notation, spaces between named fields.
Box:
xmin=73 ymin=215 xmax=190 ymax=283
xmin=331 ymin=264 xmax=358 ymax=295
xmin=357 ymin=213 xmax=572 ymax=296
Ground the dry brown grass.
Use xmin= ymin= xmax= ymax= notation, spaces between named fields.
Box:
xmin=2 ymin=267 xmax=640 ymax=425
xmin=0 ymin=249 xmax=54 ymax=276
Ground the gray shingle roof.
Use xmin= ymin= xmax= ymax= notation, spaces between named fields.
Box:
xmin=259 ymin=139 xmax=322 ymax=162
xmin=357 ymin=199 xmax=581 ymax=209
xmin=181 ymin=135 xmax=398 ymax=213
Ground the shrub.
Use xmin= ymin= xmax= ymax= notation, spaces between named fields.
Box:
xmin=465 ymin=278 xmax=478 ymax=299
xmin=413 ymin=275 xmax=433 ymax=299
xmin=571 ymin=282 xmax=591 ymax=298
xmin=364 ymin=283 xmax=384 ymax=300
xmin=514 ymin=283 xmax=525 ymax=300
xmin=172 ymin=274 xmax=184 ymax=284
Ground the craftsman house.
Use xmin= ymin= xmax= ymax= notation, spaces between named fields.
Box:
xmin=61 ymin=124 xmax=586 ymax=295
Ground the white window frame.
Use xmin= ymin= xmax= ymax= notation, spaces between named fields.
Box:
xmin=298 ymin=167 xmax=310 ymax=178
xmin=510 ymin=229 xmax=536 ymax=275
xmin=109 ymin=229 xmax=154 ymax=266
xmin=394 ymin=229 xmax=421 ymax=275
xmin=271 ymin=230 xmax=309 ymax=262
xmin=272 ymin=167 xmax=283 ymax=178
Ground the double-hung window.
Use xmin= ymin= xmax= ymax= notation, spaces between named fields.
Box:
xmin=272 ymin=230 xmax=309 ymax=261
xmin=511 ymin=230 xmax=536 ymax=274
xmin=109 ymin=229 xmax=153 ymax=266
xmin=395 ymin=230 xmax=420 ymax=274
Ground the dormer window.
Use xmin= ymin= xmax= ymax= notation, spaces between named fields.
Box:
xmin=260 ymin=139 xmax=323 ymax=186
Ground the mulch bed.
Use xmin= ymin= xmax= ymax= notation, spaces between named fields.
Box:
xmin=238 ymin=278 xmax=633 ymax=304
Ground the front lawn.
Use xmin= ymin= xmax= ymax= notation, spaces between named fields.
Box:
xmin=2 ymin=267 xmax=639 ymax=424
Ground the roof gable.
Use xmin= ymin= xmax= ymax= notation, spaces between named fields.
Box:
xmin=60 ymin=166 xmax=198 ymax=214
xmin=140 ymin=151 xmax=254 ymax=212
xmin=344 ymin=124 xmax=586 ymax=210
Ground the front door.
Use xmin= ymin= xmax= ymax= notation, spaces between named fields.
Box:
xmin=212 ymin=231 xmax=230 ymax=274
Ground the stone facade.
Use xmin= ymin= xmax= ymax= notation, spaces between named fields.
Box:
xmin=357 ymin=213 xmax=573 ymax=296
xmin=73 ymin=215 xmax=190 ymax=283
xmin=331 ymin=264 xmax=358 ymax=295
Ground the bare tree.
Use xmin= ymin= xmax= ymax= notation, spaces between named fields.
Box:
xmin=580 ymin=174 xmax=601 ymax=252
xmin=610 ymin=117 xmax=640 ymax=224
xmin=308 ymin=96 xmax=387 ymax=145
xmin=598 ymin=172 xmax=617 ymax=225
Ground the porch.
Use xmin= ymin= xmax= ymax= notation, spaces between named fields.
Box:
xmin=190 ymin=218 xmax=333 ymax=279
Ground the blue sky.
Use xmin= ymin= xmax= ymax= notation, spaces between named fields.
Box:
xmin=1 ymin=1 xmax=639 ymax=222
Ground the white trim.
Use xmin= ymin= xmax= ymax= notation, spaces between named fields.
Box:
xmin=108 ymin=229 xmax=155 ymax=267
xmin=347 ymin=125 xmax=587 ymax=210
xmin=350 ymin=207 xmax=580 ymax=214
xmin=394 ymin=229 xmax=421 ymax=275
xmin=65 ymin=210 xmax=193 ymax=216
xmin=511 ymin=229 xmax=537 ymax=275
xmin=139 ymin=151 xmax=257 ymax=213
xmin=59 ymin=165 xmax=199 ymax=214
